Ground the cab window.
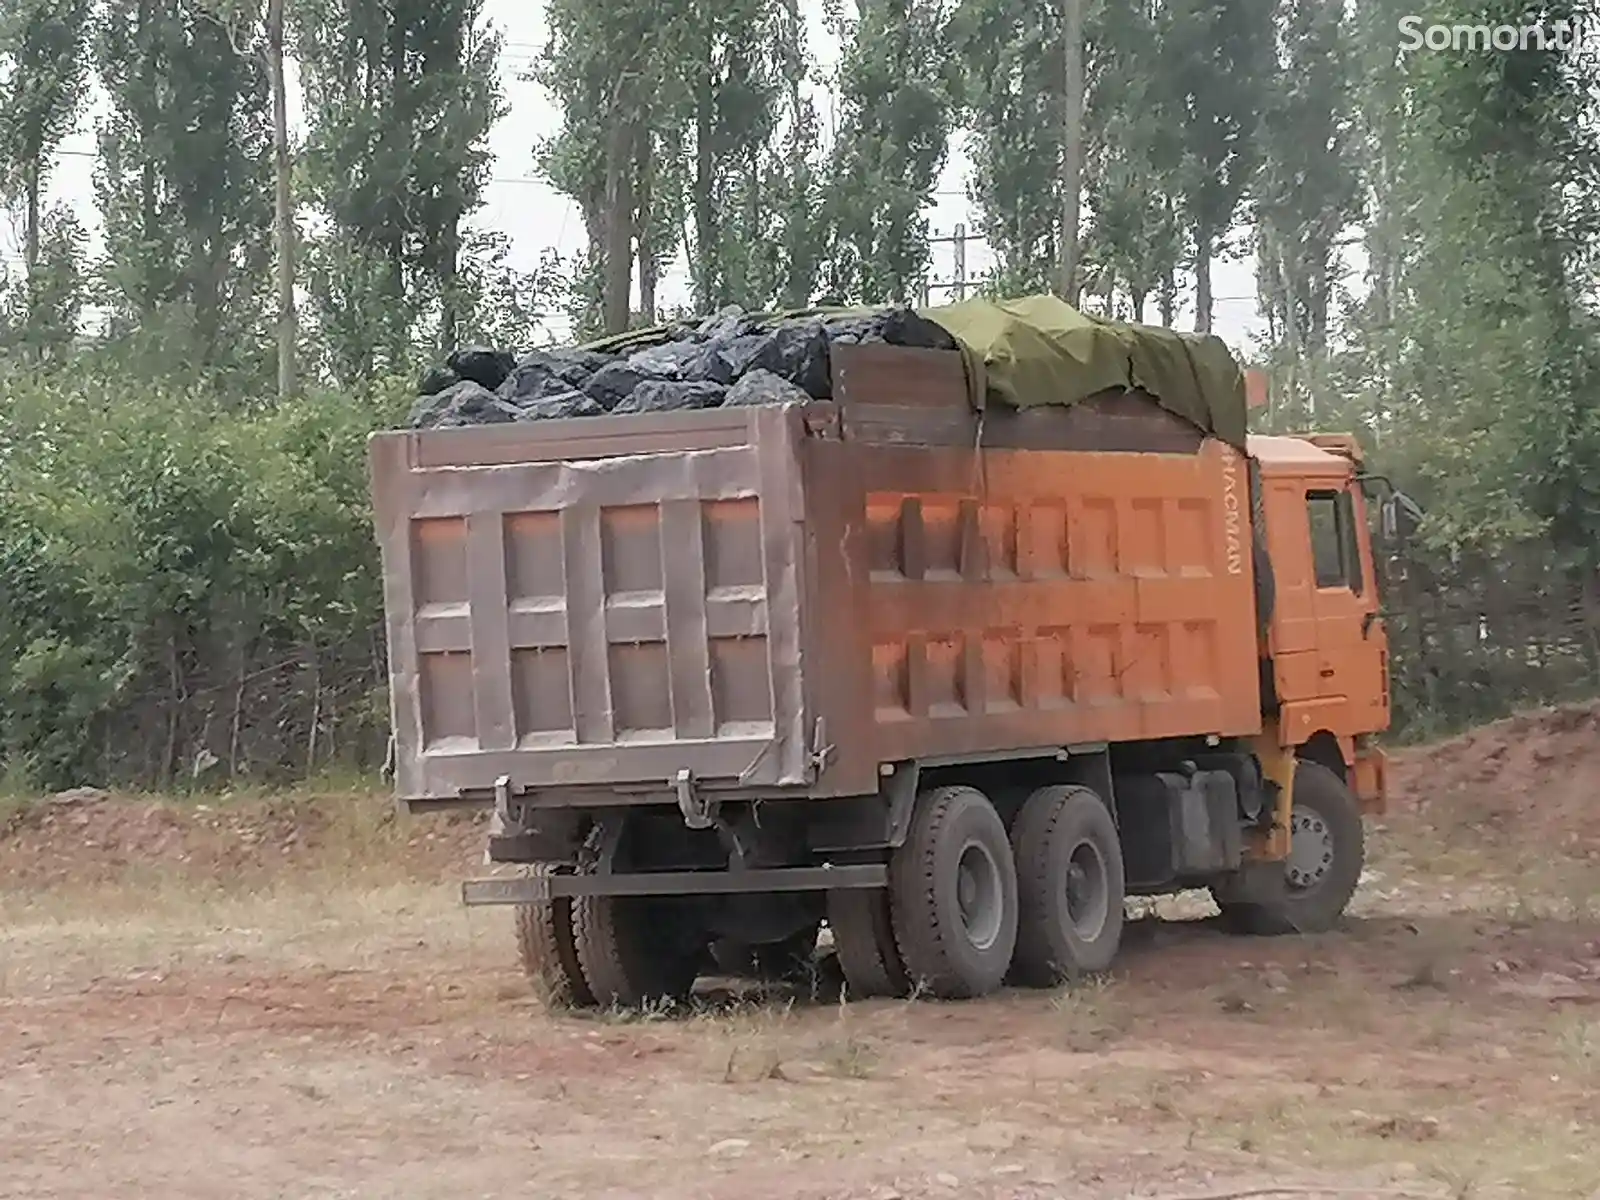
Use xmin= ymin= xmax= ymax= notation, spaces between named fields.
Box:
xmin=1307 ymin=490 xmax=1364 ymax=595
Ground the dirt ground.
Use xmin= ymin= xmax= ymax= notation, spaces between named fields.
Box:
xmin=4 ymin=708 xmax=1600 ymax=1200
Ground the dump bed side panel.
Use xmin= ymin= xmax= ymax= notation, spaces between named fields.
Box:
xmin=806 ymin=435 xmax=1263 ymax=796
xmin=370 ymin=407 xmax=811 ymax=801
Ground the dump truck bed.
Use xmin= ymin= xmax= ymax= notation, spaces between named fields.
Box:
xmin=370 ymin=345 xmax=1264 ymax=806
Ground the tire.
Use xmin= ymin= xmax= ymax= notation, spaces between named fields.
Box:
xmin=1009 ymin=785 xmax=1125 ymax=987
xmin=571 ymin=895 xmax=701 ymax=1008
xmin=513 ymin=863 xmax=595 ymax=1009
xmin=826 ymin=889 xmax=910 ymax=999
xmin=709 ymin=922 xmax=820 ymax=982
xmin=889 ymin=785 xmax=1019 ymax=1000
xmin=1213 ymin=760 xmax=1365 ymax=936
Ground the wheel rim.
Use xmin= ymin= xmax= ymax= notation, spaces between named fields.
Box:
xmin=1064 ymin=838 xmax=1111 ymax=940
xmin=955 ymin=838 xmax=1004 ymax=951
xmin=1285 ymin=805 xmax=1335 ymax=891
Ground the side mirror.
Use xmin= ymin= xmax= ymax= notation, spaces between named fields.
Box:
xmin=1359 ymin=473 xmax=1424 ymax=540
xmin=1389 ymin=489 xmax=1424 ymax=537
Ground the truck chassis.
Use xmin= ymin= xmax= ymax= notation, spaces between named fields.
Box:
xmin=454 ymin=734 xmax=1366 ymax=1007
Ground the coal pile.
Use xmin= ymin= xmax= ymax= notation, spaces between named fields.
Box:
xmin=406 ymin=305 xmax=958 ymax=429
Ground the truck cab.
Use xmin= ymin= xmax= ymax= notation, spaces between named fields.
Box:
xmin=1251 ymin=433 xmax=1391 ymax=812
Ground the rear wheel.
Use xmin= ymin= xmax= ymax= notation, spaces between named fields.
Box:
xmin=571 ymin=895 xmax=702 ymax=1008
xmin=1009 ymin=785 xmax=1125 ymax=986
xmin=512 ymin=863 xmax=594 ymax=1009
xmin=890 ymin=785 xmax=1019 ymax=1000
xmin=826 ymin=889 xmax=910 ymax=999
xmin=1213 ymin=760 xmax=1365 ymax=935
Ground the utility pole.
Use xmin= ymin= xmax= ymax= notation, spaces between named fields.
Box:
xmin=953 ymin=223 xmax=968 ymax=301
xmin=266 ymin=0 xmax=297 ymax=400
xmin=1060 ymin=0 xmax=1084 ymax=303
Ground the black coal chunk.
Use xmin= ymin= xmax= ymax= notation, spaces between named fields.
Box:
xmin=446 ymin=344 xmax=517 ymax=391
xmin=410 ymin=379 xmax=521 ymax=428
xmin=582 ymin=362 xmax=647 ymax=410
xmin=881 ymin=307 xmax=958 ymax=349
xmin=419 ymin=364 xmax=458 ymax=396
xmin=409 ymin=389 xmax=455 ymax=428
xmin=515 ymin=390 xmax=606 ymax=420
xmin=698 ymin=305 xmax=758 ymax=343
xmin=611 ymin=380 xmax=728 ymax=414
xmin=682 ymin=343 xmax=736 ymax=385
xmin=497 ymin=347 xmax=613 ymax=401
xmin=822 ymin=307 xmax=956 ymax=350
xmin=723 ymin=368 xmax=812 ymax=408
xmin=751 ymin=319 xmax=832 ymax=398
xmin=624 ymin=339 xmax=706 ymax=379
xmin=403 ymin=303 xmax=961 ymax=429
xmin=710 ymin=332 xmax=773 ymax=379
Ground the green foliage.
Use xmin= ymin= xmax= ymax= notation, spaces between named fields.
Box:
xmin=821 ymin=0 xmax=957 ymax=304
xmin=533 ymin=0 xmax=829 ymax=321
xmin=950 ymin=0 xmax=1065 ymax=295
xmin=94 ymin=0 xmax=274 ymax=371
xmin=295 ymin=0 xmax=508 ymax=372
xmin=0 ymin=0 xmax=91 ymax=197
xmin=1254 ymin=0 xmax=1361 ymax=371
xmin=0 ymin=365 xmax=405 ymax=790
xmin=0 ymin=204 xmax=86 ymax=360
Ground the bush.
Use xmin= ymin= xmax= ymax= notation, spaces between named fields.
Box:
xmin=0 ymin=365 xmax=410 ymax=791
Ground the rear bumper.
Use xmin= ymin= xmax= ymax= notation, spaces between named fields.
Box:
xmin=403 ymin=735 xmax=785 ymax=799
xmin=1352 ymin=744 xmax=1388 ymax=815
xmin=461 ymin=863 xmax=886 ymax=904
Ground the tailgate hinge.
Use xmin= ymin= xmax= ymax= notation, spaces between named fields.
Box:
xmin=809 ymin=716 xmax=834 ymax=776
xmin=675 ymin=768 xmax=714 ymax=830
xmin=801 ymin=403 xmax=842 ymax=440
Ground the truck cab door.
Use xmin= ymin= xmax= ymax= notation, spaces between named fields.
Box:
xmin=1299 ymin=483 xmax=1391 ymax=736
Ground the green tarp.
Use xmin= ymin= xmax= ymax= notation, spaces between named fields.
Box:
xmin=920 ymin=293 xmax=1248 ymax=450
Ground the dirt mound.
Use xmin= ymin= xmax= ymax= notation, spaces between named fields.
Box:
xmin=0 ymin=787 xmax=484 ymax=891
xmin=8 ymin=701 xmax=1599 ymax=893
xmin=1388 ymin=699 xmax=1600 ymax=854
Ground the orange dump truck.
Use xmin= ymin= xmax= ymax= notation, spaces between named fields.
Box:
xmin=369 ymin=298 xmax=1394 ymax=1008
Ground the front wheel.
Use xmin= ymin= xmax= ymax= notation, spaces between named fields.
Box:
xmin=1212 ymin=760 xmax=1365 ymax=936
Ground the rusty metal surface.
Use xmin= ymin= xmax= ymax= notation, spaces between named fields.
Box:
xmin=803 ymin=445 xmax=1263 ymax=797
xmin=369 ymin=405 xmax=812 ymax=801
xmin=371 ymin=344 xmax=1266 ymax=804
xmin=1353 ymin=744 xmax=1388 ymax=815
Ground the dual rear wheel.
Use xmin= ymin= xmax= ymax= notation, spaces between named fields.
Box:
xmin=830 ymin=783 xmax=1125 ymax=1001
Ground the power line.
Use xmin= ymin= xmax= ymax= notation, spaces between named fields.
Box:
xmin=46 ymin=146 xmax=976 ymax=199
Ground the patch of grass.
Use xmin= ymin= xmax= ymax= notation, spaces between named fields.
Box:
xmin=0 ymin=752 xmax=44 ymax=802
xmin=815 ymin=1028 xmax=879 ymax=1079
xmin=1201 ymin=1090 xmax=1598 ymax=1199
xmin=1050 ymin=975 xmax=1127 ymax=1052
xmin=688 ymin=991 xmax=883 ymax=1084
xmin=1554 ymin=1016 xmax=1600 ymax=1072
xmin=0 ymin=877 xmax=474 ymax=995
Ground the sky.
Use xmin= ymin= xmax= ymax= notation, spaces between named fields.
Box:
xmin=6 ymin=0 xmax=1276 ymax=355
